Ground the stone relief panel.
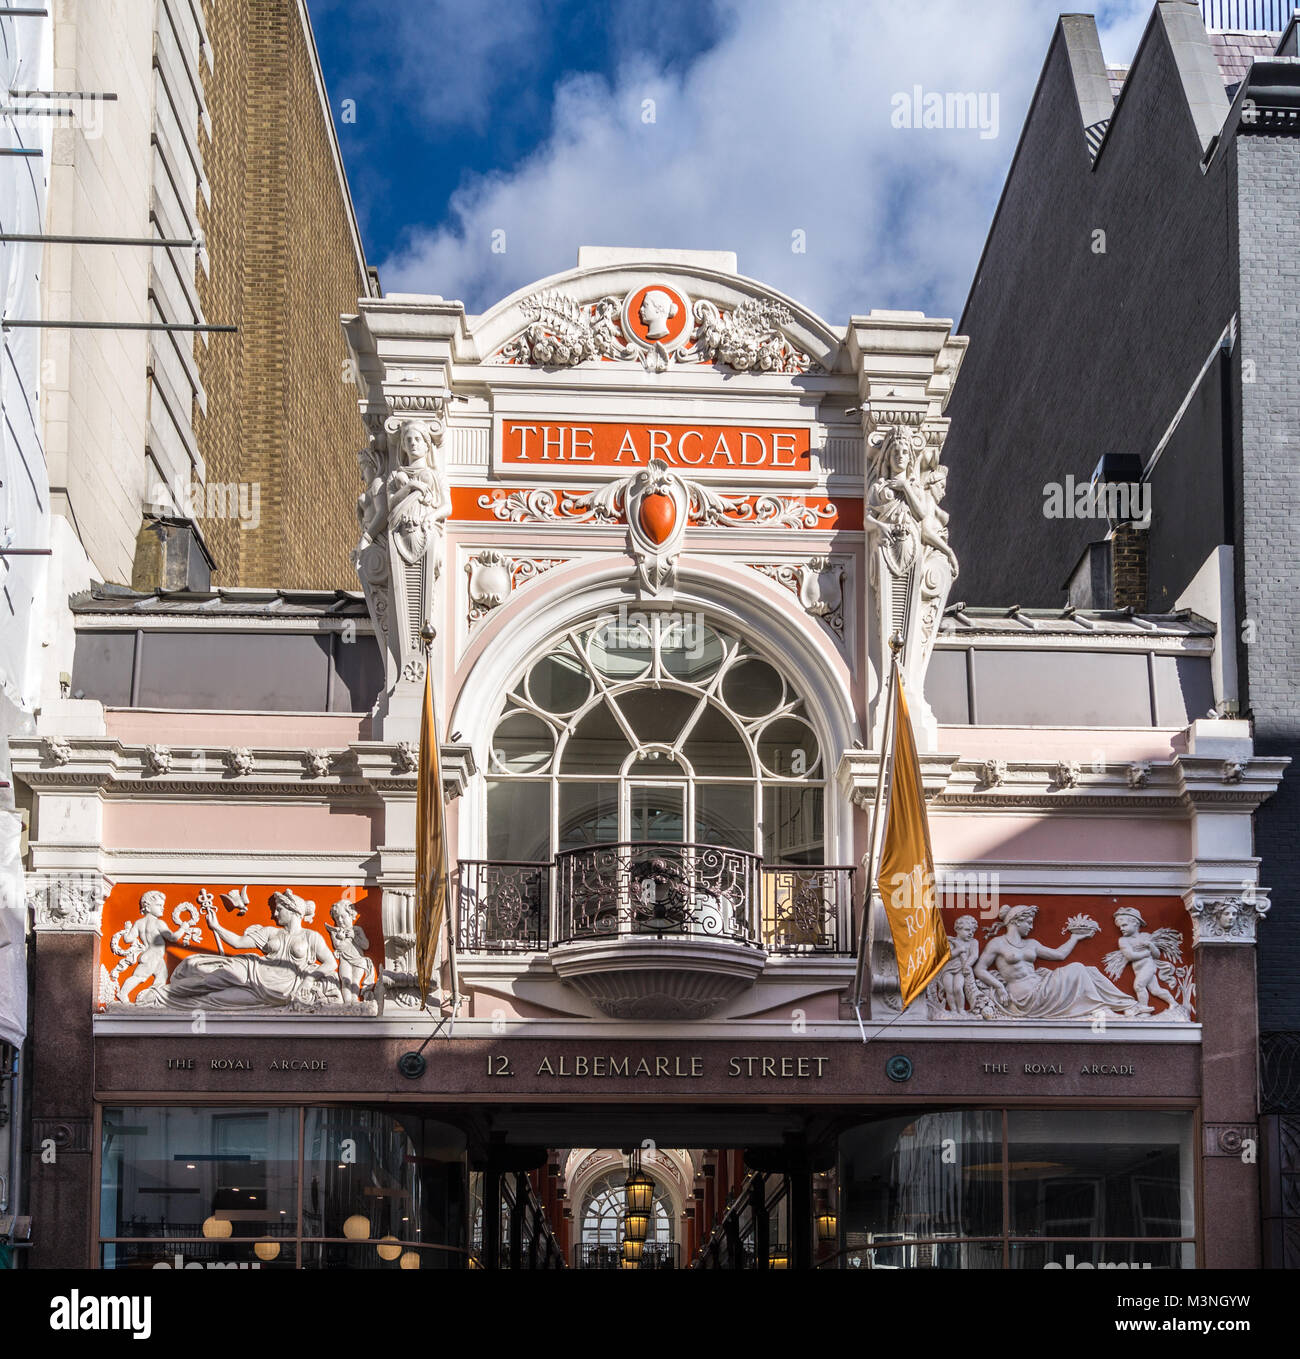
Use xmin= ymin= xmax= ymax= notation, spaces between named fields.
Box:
xmin=917 ymin=894 xmax=1195 ymax=1023
xmin=95 ymin=883 xmax=426 ymax=1015
xmin=492 ymin=284 xmax=818 ymax=374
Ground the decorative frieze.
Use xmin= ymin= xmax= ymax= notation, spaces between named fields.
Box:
xmin=924 ymin=899 xmax=1194 ymax=1022
xmin=477 ymin=460 xmax=834 ymax=597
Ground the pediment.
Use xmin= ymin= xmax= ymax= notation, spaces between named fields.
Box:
xmin=468 ymin=255 xmax=847 ymax=376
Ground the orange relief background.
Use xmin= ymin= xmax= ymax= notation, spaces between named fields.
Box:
xmin=98 ymin=883 xmax=383 ymax=1010
xmin=935 ymin=891 xmax=1194 ymax=1017
xmin=450 ymin=484 xmax=863 ymax=531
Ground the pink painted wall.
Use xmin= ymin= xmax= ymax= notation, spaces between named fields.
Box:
xmin=103 ymin=800 xmax=379 ymax=852
xmin=937 ymin=727 xmax=1180 ymax=761
xmin=105 ymin=710 xmax=369 ymax=748
xmin=930 ymin=813 xmax=1191 ymax=863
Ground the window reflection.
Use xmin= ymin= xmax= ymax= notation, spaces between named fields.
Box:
xmin=837 ymin=1110 xmax=1196 ymax=1269
xmin=100 ymin=1106 xmax=469 ymax=1270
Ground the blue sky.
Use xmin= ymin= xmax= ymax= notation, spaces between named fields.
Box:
xmin=306 ymin=0 xmax=1151 ymax=324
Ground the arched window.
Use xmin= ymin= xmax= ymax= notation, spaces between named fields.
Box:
xmin=580 ymin=1171 xmax=674 ymax=1245
xmin=484 ymin=611 xmax=826 ymax=866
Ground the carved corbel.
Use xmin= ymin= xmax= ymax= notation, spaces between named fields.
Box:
xmin=27 ymin=871 xmax=111 ymax=933
xmin=1184 ymin=890 xmax=1270 ymax=945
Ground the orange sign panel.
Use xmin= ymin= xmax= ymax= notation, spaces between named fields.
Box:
xmin=501 ymin=420 xmax=812 ymax=470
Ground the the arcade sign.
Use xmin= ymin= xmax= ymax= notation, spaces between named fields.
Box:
xmin=500 ymin=419 xmax=812 ymax=471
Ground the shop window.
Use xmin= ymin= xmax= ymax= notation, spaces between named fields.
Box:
xmin=99 ymin=1106 xmax=470 ymax=1270
xmin=835 ymin=1109 xmax=1195 ymax=1269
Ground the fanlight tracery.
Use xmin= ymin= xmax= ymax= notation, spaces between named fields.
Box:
xmin=484 ymin=613 xmax=827 ymax=866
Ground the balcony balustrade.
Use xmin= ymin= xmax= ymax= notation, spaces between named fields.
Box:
xmin=457 ymin=847 xmax=853 ymax=957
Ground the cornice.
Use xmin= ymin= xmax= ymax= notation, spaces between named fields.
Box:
xmin=836 ymin=751 xmax=1288 ymax=814
xmin=8 ymin=738 xmax=478 ymax=802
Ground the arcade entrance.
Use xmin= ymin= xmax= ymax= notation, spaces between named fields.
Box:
xmin=95 ymin=1098 xmax=1197 ymax=1270
xmin=466 ymin=1102 xmax=839 ymax=1271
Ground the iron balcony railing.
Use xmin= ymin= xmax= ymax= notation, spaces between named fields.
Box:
xmin=575 ymin=1241 xmax=680 ymax=1270
xmin=456 ymin=847 xmax=855 ymax=955
xmin=456 ymin=859 xmax=550 ymax=953
xmin=556 ymin=841 xmax=761 ymax=945
xmin=760 ymin=864 xmax=856 ymax=954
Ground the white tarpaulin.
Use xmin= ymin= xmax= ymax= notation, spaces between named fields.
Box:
xmin=0 ymin=811 xmax=26 ymax=1047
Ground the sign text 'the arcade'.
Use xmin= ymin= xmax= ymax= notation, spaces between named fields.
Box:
xmin=501 ymin=420 xmax=812 ymax=470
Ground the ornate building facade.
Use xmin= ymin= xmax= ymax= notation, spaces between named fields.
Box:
xmin=12 ymin=247 xmax=1284 ymax=1269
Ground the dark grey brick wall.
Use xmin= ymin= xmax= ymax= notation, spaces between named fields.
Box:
xmin=1236 ymin=136 xmax=1300 ymax=1031
xmin=945 ymin=20 xmax=1234 ymax=605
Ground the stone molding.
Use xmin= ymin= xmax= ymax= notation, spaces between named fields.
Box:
xmin=837 ymin=751 xmax=1288 ymax=814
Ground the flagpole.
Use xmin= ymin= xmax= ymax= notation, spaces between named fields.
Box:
xmin=851 ymin=631 xmax=904 ymax=1017
xmin=420 ymin=622 xmax=461 ymax=1031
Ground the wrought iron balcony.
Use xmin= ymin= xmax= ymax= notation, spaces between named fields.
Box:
xmin=456 ymin=848 xmax=854 ymax=956
xmin=555 ymin=842 xmax=761 ymax=944
xmin=457 ymin=860 xmax=550 ymax=953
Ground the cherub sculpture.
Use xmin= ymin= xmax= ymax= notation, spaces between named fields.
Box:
xmin=1103 ymin=908 xmax=1188 ymax=1016
xmin=111 ymin=890 xmax=203 ymax=1004
xmin=327 ymin=898 xmax=376 ymax=1003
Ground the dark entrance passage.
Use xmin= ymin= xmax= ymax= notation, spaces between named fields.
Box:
xmin=459 ymin=1102 xmax=839 ymax=1270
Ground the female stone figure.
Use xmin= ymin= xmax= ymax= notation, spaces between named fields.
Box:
xmin=166 ymin=889 xmax=340 ymax=1010
xmin=974 ymin=904 xmax=1151 ymax=1020
xmin=385 ymin=420 xmax=447 ymax=567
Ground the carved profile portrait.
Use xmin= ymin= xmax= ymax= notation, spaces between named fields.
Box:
xmin=637 ymin=288 xmax=680 ymax=340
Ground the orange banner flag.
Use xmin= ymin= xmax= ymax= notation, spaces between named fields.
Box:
xmin=876 ymin=668 xmax=950 ymax=1009
xmin=414 ymin=661 xmax=449 ymax=1011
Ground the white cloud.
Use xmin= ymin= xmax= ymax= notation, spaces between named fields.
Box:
xmin=378 ymin=0 xmax=1150 ymax=323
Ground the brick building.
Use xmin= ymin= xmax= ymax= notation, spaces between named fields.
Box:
xmin=0 ymin=0 xmax=375 ymax=1265
xmin=192 ymin=0 xmax=377 ymax=590
xmin=941 ymin=0 xmax=1300 ymax=1265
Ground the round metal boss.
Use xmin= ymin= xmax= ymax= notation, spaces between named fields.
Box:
xmin=397 ymin=1052 xmax=427 ymax=1080
xmin=885 ymin=1054 xmax=913 ymax=1083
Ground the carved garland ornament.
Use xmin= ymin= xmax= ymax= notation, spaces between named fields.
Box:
xmin=479 ymin=459 xmax=834 ymax=596
xmin=494 ymin=286 xmax=816 ymax=374
xmin=466 ymin=550 xmax=566 ymax=624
